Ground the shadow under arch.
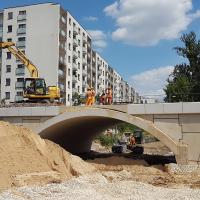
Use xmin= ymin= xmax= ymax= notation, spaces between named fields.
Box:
xmin=36 ymin=108 xmax=183 ymax=161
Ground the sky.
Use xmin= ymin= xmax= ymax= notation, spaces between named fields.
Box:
xmin=0 ymin=0 xmax=200 ymax=96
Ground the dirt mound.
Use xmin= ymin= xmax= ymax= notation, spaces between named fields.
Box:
xmin=0 ymin=121 xmax=95 ymax=191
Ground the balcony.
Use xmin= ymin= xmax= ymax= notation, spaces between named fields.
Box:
xmin=16 ymin=41 xmax=26 ymax=48
xmin=73 ymin=26 xmax=78 ymax=35
xmin=15 ymin=95 xmax=23 ymax=102
xmin=82 ymin=58 xmax=87 ymax=66
xmin=72 ymin=88 xmax=77 ymax=93
xmin=15 ymin=81 xmax=24 ymax=88
xmin=17 ymin=14 xmax=26 ymax=21
xmin=82 ymin=69 xmax=87 ymax=76
xmin=98 ymin=70 xmax=102 ymax=76
xmin=82 ymin=47 xmax=87 ymax=54
xmin=17 ymin=28 xmax=26 ymax=34
xmin=73 ymin=51 xmax=78 ymax=59
xmin=72 ymin=75 xmax=78 ymax=83
xmin=73 ymin=38 xmax=78 ymax=47
xmin=82 ymin=80 xmax=87 ymax=87
xmin=58 ymin=69 xmax=65 ymax=80
xmin=83 ymin=35 xmax=87 ymax=43
xmin=72 ymin=63 xmax=77 ymax=71
xmin=16 ymin=67 xmax=25 ymax=75
xmin=97 ymin=60 xmax=101 ymax=66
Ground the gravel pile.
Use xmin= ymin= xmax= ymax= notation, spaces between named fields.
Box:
xmin=0 ymin=172 xmax=200 ymax=200
xmin=167 ymin=163 xmax=200 ymax=174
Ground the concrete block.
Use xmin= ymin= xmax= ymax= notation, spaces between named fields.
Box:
xmin=183 ymin=102 xmax=200 ymax=113
xmin=45 ymin=106 xmax=62 ymax=116
xmin=31 ymin=107 xmax=47 ymax=116
xmin=127 ymin=104 xmax=145 ymax=114
xmin=0 ymin=108 xmax=8 ymax=116
xmin=180 ymin=114 xmax=200 ymax=133
xmin=163 ymin=103 xmax=183 ymax=114
xmin=154 ymin=118 xmax=182 ymax=141
xmin=144 ymin=103 xmax=164 ymax=114
xmin=154 ymin=114 xmax=178 ymax=119
xmin=18 ymin=107 xmax=32 ymax=116
xmin=183 ymin=133 xmax=200 ymax=162
xmin=3 ymin=107 xmax=20 ymax=116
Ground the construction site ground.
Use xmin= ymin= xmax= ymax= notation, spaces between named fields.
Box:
xmin=0 ymin=121 xmax=200 ymax=199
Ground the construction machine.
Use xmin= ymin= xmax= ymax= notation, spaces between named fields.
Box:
xmin=0 ymin=42 xmax=60 ymax=102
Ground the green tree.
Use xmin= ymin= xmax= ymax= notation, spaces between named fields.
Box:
xmin=164 ymin=32 xmax=200 ymax=102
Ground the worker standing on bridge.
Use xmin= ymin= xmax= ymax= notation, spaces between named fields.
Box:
xmin=85 ymin=87 xmax=92 ymax=106
xmin=91 ymin=87 xmax=96 ymax=105
xmin=106 ymin=87 xmax=113 ymax=105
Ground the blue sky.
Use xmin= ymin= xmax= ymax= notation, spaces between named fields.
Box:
xmin=1 ymin=0 xmax=200 ymax=95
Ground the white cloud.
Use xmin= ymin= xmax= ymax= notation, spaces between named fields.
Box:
xmin=87 ymin=30 xmax=107 ymax=51
xmin=83 ymin=16 xmax=98 ymax=21
xmin=104 ymin=0 xmax=200 ymax=46
xmin=130 ymin=66 xmax=174 ymax=95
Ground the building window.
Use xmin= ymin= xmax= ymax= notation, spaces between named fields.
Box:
xmin=69 ymin=18 xmax=71 ymax=25
xmin=78 ymin=28 xmax=80 ymax=34
xmin=68 ymin=68 xmax=71 ymax=76
xmin=6 ymin=78 xmax=11 ymax=86
xmin=68 ymin=94 xmax=70 ymax=101
xmin=78 ymin=39 xmax=80 ymax=46
xmin=18 ymin=37 xmax=26 ymax=41
xmin=5 ymin=92 xmax=10 ymax=99
xmin=17 ymin=78 xmax=24 ymax=82
xmin=7 ymin=25 xmax=12 ymax=33
xmin=19 ymin=24 xmax=26 ymax=29
xmin=78 ymin=51 xmax=80 ymax=58
xmin=78 ymin=74 xmax=80 ymax=81
xmin=68 ymin=43 xmax=71 ymax=50
xmin=17 ymin=64 xmax=24 ymax=68
xmin=78 ymin=86 xmax=80 ymax=93
xmin=8 ymin=12 xmax=13 ymax=20
xmin=19 ymin=10 xmax=26 ymax=15
xmin=7 ymin=52 xmax=11 ymax=59
xmin=6 ymin=65 xmax=11 ymax=73
xmin=68 ymin=81 xmax=70 ymax=89
xmin=78 ymin=62 xmax=80 ymax=69
xmin=68 ymin=56 xmax=71 ymax=63
xmin=69 ymin=30 xmax=71 ymax=38
xmin=16 ymin=91 xmax=23 ymax=96
xmin=73 ymin=22 xmax=75 ymax=27
xmin=7 ymin=38 xmax=12 ymax=42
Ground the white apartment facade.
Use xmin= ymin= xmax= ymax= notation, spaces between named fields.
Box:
xmin=0 ymin=2 xmax=136 ymax=104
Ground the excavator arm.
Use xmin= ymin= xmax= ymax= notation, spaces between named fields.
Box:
xmin=0 ymin=42 xmax=39 ymax=78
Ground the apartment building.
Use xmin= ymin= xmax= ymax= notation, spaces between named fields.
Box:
xmin=0 ymin=3 xmax=91 ymax=104
xmin=0 ymin=2 xmax=137 ymax=104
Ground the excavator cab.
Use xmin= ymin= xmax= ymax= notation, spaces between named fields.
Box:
xmin=24 ymin=78 xmax=47 ymax=97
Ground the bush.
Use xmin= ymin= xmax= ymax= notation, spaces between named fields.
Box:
xmin=96 ymin=134 xmax=117 ymax=147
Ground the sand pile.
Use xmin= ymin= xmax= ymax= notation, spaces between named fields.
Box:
xmin=0 ymin=121 xmax=95 ymax=191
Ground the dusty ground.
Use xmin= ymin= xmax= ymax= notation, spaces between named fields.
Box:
xmin=0 ymin=121 xmax=200 ymax=199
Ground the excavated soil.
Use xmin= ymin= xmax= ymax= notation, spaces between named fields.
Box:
xmin=0 ymin=121 xmax=95 ymax=191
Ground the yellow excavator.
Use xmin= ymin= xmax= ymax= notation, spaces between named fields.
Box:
xmin=0 ymin=42 xmax=60 ymax=102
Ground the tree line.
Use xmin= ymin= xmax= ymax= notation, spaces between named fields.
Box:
xmin=164 ymin=32 xmax=200 ymax=102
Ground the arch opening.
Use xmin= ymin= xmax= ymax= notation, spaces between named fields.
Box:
xmin=36 ymin=108 xmax=183 ymax=160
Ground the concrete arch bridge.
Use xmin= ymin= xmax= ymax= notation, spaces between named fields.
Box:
xmin=1 ymin=103 xmax=200 ymax=164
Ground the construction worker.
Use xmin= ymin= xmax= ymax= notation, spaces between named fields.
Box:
xmin=129 ymin=134 xmax=136 ymax=146
xmin=100 ymin=90 xmax=106 ymax=105
xmin=85 ymin=87 xmax=92 ymax=106
xmin=91 ymin=87 xmax=96 ymax=105
xmin=106 ymin=87 xmax=113 ymax=105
